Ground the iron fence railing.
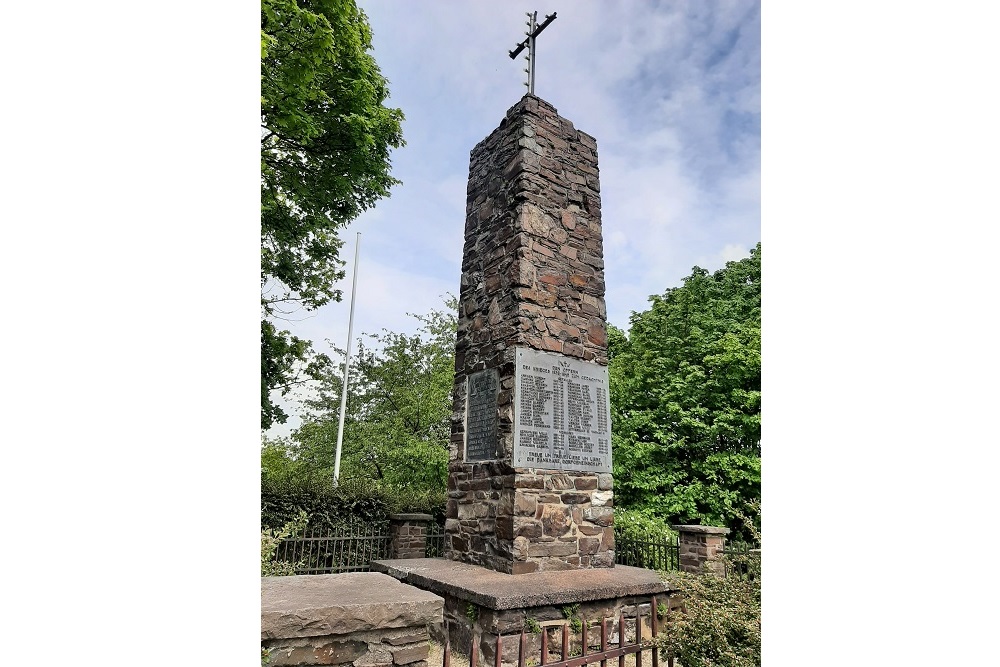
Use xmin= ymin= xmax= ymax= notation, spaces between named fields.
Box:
xmin=614 ymin=531 xmax=680 ymax=571
xmin=273 ymin=521 xmax=392 ymax=575
xmin=273 ymin=521 xmax=706 ymax=575
xmin=443 ymin=597 xmax=672 ymax=667
xmin=721 ymin=541 xmax=761 ymax=579
xmin=426 ymin=520 xmax=446 ymax=558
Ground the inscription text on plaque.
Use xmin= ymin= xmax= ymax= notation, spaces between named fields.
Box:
xmin=513 ymin=347 xmax=612 ymax=472
xmin=464 ymin=368 xmax=499 ymax=462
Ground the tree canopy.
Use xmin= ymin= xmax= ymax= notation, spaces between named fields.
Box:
xmin=261 ymin=0 xmax=404 ymax=429
xmin=263 ymin=298 xmax=456 ymax=492
xmin=610 ymin=244 xmax=761 ymax=540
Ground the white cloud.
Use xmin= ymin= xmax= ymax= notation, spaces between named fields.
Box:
xmin=718 ymin=243 xmax=755 ymax=265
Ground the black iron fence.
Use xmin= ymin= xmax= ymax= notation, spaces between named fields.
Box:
xmin=272 ymin=520 xmax=687 ymax=574
xmin=614 ymin=530 xmax=680 ymax=571
xmin=426 ymin=520 xmax=446 ymax=558
xmin=273 ymin=521 xmax=392 ymax=575
xmin=721 ymin=541 xmax=761 ymax=579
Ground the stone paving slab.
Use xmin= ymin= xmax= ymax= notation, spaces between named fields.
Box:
xmin=372 ymin=558 xmax=668 ymax=610
xmin=261 ymin=572 xmax=443 ymax=640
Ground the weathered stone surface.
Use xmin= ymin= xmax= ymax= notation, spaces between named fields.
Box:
xmin=560 ymin=492 xmax=591 ymax=505
xmin=371 ymin=558 xmax=667 ymax=610
xmin=546 ymin=473 xmax=574 ymax=490
xmin=592 ymin=490 xmax=613 ymax=507
xmin=539 ymin=504 xmax=572 ymax=536
xmin=447 ymin=94 xmax=613 ymax=574
xmin=261 ymin=573 xmax=443 ymax=640
xmin=384 ymin=632 xmax=428 ymax=646
xmin=582 ymin=507 xmax=614 ymax=527
xmin=527 ymin=540 xmax=578 ymax=557
xmin=514 ymin=493 xmax=537 ymax=516
xmin=512 ymin=535 xmax=530 ymax=560
xmin=390 ymin=644 xmax=429 ymax=665
xmin=266 ymin=639 xmax=367 ymax=666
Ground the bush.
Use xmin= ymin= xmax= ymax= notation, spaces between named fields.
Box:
xmin=655 ymin=554 xmax=761 ymax=667
xmin=261 ymin=510 xmax=309 ymax=576
xmin=614 ymin=508 xmax=677 ymax=541
xmin=262 ymin=476 xmax=446 ymax=532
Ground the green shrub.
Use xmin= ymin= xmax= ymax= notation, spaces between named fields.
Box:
xmin=261 ymin=476 xmax=446 ymax=532
xmin=655 ymin=555 xmax=761 ymax=667
xmin=261 ymin=510 xmax=309 ymax=576
xmin=614 ymin=508 xmax=677 ymax=542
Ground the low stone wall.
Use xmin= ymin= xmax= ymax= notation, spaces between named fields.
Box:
xmin=262 ymin=572 xmax=443 ymax=667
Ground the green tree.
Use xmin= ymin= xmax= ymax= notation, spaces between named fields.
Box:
xmin=273 ymin=297 xmax=457 ymax=492
xmin=261 ymin=0 xmax=404 ymax=429
xmin=610 ymin=244 xmax=761 ymax=540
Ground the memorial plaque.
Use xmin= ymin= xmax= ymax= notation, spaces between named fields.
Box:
xmin=513 ymin=347 xmax=612 ymax=472
xmin=464 ymin=368 xmax=499 ymax=462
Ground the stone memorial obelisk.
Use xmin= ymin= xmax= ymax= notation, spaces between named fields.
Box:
xmin=374 ymin=94 xmax=667 ymax=665
xmin=445 ymin=94 xmax=615 ymax=574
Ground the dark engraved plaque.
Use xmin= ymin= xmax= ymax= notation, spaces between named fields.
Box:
xmin=464 ymin=368 xmax=499 ymax=462
xmin=513 ymin=347 xmax=613 ymax=472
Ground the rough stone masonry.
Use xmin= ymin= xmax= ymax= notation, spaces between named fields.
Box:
xmin=446 ymin=94 xmax=614 ymax=574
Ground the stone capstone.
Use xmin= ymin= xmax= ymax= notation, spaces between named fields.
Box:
xmin=261 ymin=573 xmax=443 ymax=640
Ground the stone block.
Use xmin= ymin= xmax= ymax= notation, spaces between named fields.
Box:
xmin=582 ymin=507 xmax=614 ymax=527
xmin=539 ymin=504 xmax=572 ymax=537
xmin=266 ymin=639 xmax=367 ymax=666
xmin=391 ymin=644 xmax=429 ymax=665
xmin=591 ymin=490 xmax=613 ymax=507
xmin=514 ymin=493 xmax=537 ymax=516
xmin=527 ymin=540 xmax=578 ymax=557
xmin=513 ymin=518 xmax=543 ymax=539
xmin=517 ymin=475 xmax=544 ymax=489
xmin=384 ymin=631 xmax=428 ymax=646
xmin=578 ymin=537 xmax=601 ymax=555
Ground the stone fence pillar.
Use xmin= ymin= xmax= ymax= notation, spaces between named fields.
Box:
xmin=390 ymin=513 xmax=433 ymax=560
xmin=673 ymin=525 xmax=730 ymax=574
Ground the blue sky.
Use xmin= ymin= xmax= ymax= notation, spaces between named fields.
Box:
xmin=268 ymin=0 xmax=760 ymax=437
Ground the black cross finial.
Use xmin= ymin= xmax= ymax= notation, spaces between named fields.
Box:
xmin=509 ymin=11 xmax=557 ymax=96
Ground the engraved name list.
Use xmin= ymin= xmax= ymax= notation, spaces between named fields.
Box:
xmin=513 ymin=347 xmax=612 ymax=472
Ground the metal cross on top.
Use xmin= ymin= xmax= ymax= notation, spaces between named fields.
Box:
xmin=508 ymin=11 xmax=557 ymax=96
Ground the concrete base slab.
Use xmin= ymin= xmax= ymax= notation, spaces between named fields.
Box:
xmin=371 ymin=558 xmax=667 ymax=609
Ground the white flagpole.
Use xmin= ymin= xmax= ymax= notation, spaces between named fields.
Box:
xmin=333 ymin=232 xmax=361 ymax=488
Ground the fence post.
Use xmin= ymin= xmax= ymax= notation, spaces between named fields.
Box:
xmin=672 ymin=525 xmax=730 ymax=575
xmin=390 ymin=513 xmax=433 ymax=559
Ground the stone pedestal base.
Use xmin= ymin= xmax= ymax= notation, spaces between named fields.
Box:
xmin=372 ymin=558 xmax=670 ymax=667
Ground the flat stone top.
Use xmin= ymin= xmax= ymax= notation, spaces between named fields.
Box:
xmin=372 ymin=559 xmax=669 ymax=611
xmin=261 ymin=572 xmax=443 ymax=640
xmin=672 ymin=524 xmax=731 ymax=535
